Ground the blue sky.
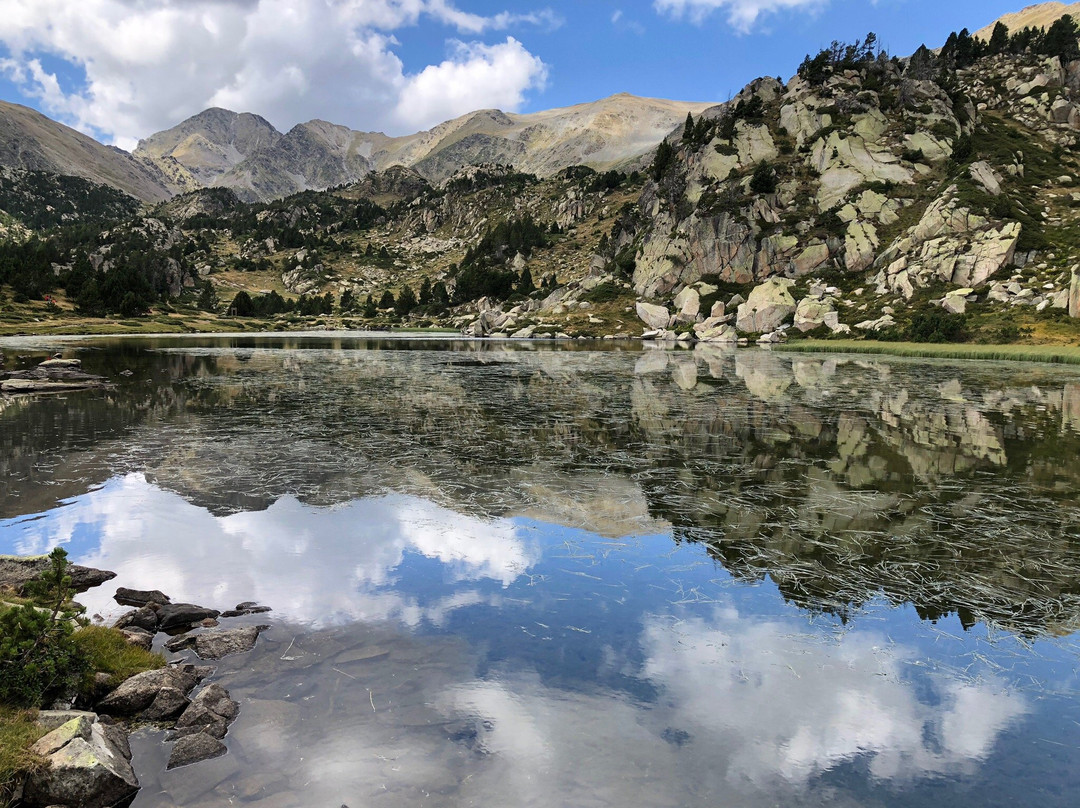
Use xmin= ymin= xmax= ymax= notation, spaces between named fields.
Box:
xmin=0 ymin=0 xmax=1040 ymax=149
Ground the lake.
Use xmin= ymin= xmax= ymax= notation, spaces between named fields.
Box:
xmin=2 ymin=333 xmax=1080 ymax=807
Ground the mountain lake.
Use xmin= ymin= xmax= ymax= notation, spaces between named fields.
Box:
xmin=2 ymin=333 xmax=1080 ymax=807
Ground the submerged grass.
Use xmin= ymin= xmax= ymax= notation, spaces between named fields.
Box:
xmin=779 ymin=340 xmax=1080 ymax=364
xmin=0 ymin=708 xmax=46 ymax=808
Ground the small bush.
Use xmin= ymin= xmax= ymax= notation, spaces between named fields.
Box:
xmin=0 ymin=549 xmax=87 ymax=709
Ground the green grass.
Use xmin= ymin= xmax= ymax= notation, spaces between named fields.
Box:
xmin=0 ymin=708 xmax=46 ymax=808
xmin=779 ymin=340 xmax=1080 ymax=364
xmin=71 ymin=625 xmax=165 ymax=691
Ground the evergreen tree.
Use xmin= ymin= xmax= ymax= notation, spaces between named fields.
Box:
xmin=197 ymin=282 xmax=217 ymax=312
xmin=419 ymin=277 xmax=433 ymax=305
xmin=988 ymin=21 xmax=1010 ymax=55
xmin=340 ymin=288 xmax=355 ymax=312
xmin=432 ymin=282 xmax=450 ymax=307
xmin=378 ymin=290 xmax=396 ymax=309
xmin=1044 ymin=15 xmax=1080 ymax=61
xmin=228 ymin=291 xmax=255 ymax=317
xmin=363 ymin=294 xmax=377 ymax=318
xmin=395 ymin=285 xmax=417 ymax=315
xmin=518 ymin=266 xmax=536 ymax=295
xmin=749 ymin=161 xmax=778 ymax=194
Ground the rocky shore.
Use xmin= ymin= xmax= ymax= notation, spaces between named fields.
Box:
xmin=0 ymin=356 xmax=113 ymax=396
xmin=1 ymin=561 xmax=271 ymax=807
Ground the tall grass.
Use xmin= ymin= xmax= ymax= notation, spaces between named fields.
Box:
xmin=71 ymin=625 xmax=165 ymax=691
xmin=0 ymin=708 xmax=45 ymax=808
xmin=779 ymin=340 xmax=1080 ymax=365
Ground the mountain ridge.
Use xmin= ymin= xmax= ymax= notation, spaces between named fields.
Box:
xmin=131 ymin=93 xmax=715 ymax=202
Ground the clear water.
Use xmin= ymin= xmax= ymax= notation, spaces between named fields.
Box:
xmin=3 ymin=333 xmax=1080 ymax=807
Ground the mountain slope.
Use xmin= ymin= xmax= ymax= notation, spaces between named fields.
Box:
xmin=134 ymin=94 xmax=715 ymax=201
xmin=134 ymin=107 xmax=280 ymax=195
xmin=976 ymin=2 xmax=1080 ymax=39
xmin=0 ymin=101 xmax=171 ymax=202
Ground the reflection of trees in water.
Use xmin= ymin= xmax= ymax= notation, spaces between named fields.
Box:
xmin=5 ymin=339 xmax=1080 ymax=636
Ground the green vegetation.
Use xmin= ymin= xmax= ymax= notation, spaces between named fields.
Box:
xmin=0 ymin=708 xmax=47 ymax=807
xmin=71 ymin=626 xmax=164 ymax=691
xmin=0 ymin=549 xmax=88 ymax=708
xmin=780 ymin=340 xmax=1080 ymax=365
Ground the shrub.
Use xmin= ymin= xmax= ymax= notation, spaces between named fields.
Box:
xmin=0 ymin=549 xmax=87 ymax=708
xmin=905 ymin=310 xmax=969 ymax=343
xmin=749 ymin=162 xmax=778 ymax=194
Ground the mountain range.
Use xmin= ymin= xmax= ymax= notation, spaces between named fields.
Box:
xmin=0 ymin=94 xmax=714 ymax=204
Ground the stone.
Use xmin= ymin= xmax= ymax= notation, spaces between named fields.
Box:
xmin=167 ymin=732 xmax=227 ymax=770
xmin=24 ymin=716 xmax=139 ymax=808
xmin=36 ymin=710 xmax=97 ymax=733
xmin=141 ymin=687 xmax=191 ymax=721
xmin=97 ymin=665 xmax=206 ymax=717
xmin=156 ymin=603 xmax=221 ymax=632
xmin=0 ymin=557 xmax=115 ymax=595
xmin=165 ymin=625 xmax=268 ymax=660
xmin=844 ymin=221 xmax=879 ymax=272
xmin=636 ymin=301 xmax=671 ymax=331
xmin=694 ymin=321 xmax=738 ymax=343
xmin=174 ymin=685 xmax=239 ymax=740
xmin=118 ymin=628 xmax=154 ymax=651
xmin=709 ymin=300 xmax=726 ymax=319
xmin=114 ymin=587 xmax=171 ymax=607
xmin=114 ymin=606 xmax=160 ymax=633
xmin=793 ymin=297 xmax=840 ymax=333
xmin=942 ymin=295 xmax=967 ymax=315
xmin=735 ymin=278 xmax=796 ymax=334
xmin=793 ymin=243 xmax=830 ymax=276
xmin=969 ymin=161 xmax=1003 ymax=196
xmin=673 ymin=286 xmax=701 ymax=323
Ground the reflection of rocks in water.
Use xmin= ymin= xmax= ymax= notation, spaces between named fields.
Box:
xmin=510 ymin=466 xmax=668 ymax=538
xmin=7 ymin=338 xmax=1080 ymax=636
xmin=736 ymin=351 xmax=793 ymax=402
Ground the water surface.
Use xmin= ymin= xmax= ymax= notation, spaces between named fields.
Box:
xmin=2 ymin=334 xmax=1080 ymax=807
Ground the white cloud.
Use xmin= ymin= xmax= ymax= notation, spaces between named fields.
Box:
xmin=654 ymin=0 xmax=825 ymax=33
xmin=0 ymin=0 xmax=552 ymax=146
xmin=393 ymin=37 xmax=547 ymax=130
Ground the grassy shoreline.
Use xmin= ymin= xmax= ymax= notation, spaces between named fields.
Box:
xmin=779 ymin=340 xmax=1080 ymax=364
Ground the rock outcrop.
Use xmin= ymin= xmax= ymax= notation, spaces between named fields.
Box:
xmin=23 ymin=715 xmax=139 ymax=808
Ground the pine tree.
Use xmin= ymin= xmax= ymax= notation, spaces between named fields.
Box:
xmin=518 ymin=266 xmax=535 ymax=295
xmin=988 ymin=21 xmax=1009 ymax=55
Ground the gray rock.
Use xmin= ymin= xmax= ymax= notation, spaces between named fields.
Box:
xmin=635 ymin=301 xmax=671 ymax=330
xmin=0 ymin=556 xmax=115 ymax=594
xmin=141 ymin=687 xmax=191 ymax=721
xmin=166 ymin=625 xmax=267 ymax=660
xmin=24 ymin=715 xmax=139 ymax=808
xmin=174 ymin=684 xmax=239 ymax=739
xmin=118 ymin=628 xmax=153 ymax=651
xmin=167 ymin=732 xmax=227 ymax=770
xmin=735 ymin=279 xmax=796 ymax=334
xmin=114 ymin=587 xmax=171 ymax=607
xmin=114 ymin=606 xmax=159 ymax=632
xmin=96 ymin=665 xmax=206 ymax=716
xmin=156 ymin=603 xmax=221 ymax=631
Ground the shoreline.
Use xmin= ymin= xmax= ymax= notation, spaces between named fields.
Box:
xmin=777 ymin=340 xmax=1080 ymax=365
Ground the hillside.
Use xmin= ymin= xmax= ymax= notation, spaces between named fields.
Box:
xmin=0 ymin=102 xmax=172 ymax=202
xmin=976 ymin=2 xmax=1080 ymax=39
xmin=4 ymin=14 xmax=1080 ymax=348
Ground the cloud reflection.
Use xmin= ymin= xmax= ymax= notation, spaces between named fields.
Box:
xmin=10 ymin=472 xmax=537 ymax=626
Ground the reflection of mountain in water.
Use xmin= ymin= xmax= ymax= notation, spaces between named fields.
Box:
xmin=4 ymin=337 xmax=1080 ymax=636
